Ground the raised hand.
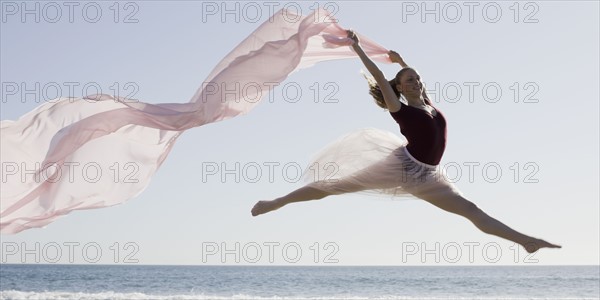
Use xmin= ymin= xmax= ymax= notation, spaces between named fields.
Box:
xmin=388 ymin=50 xmax=407 ymax=67
xmin=346 ymin=30 xmax=360 ymax=44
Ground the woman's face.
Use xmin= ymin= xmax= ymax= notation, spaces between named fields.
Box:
xmin=397 ymin=69 xmax=423 ymax=98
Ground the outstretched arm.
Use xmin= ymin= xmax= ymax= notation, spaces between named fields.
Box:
xmin=348 ymin=31 xmax=402 ymax=112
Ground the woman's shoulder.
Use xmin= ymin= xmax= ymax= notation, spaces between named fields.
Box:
xmin=389 ymin=101 xmax=407 ymax=114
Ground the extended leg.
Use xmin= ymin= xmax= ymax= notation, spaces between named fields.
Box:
xmin=252 ymin=155 xmax=399 ymax=216
xmin=251 ymin=185 xmax=331 ymax=216
xmin=414 ymin=192 xmax=561 ymax=253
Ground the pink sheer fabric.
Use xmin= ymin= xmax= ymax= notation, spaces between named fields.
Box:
xmin=0 ymin=8 xmax=390 ymax=234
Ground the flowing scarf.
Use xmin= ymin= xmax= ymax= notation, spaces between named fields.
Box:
xmin=0 ymin=8 xmax=390 ymax=234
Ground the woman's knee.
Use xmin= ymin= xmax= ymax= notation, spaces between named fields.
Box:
xmin=302 ymin=186 xmax=331 ymax=199
xmin=459 ymin=200 xmax=488 ymax=222
xmin=415 ymin=192 xmax=476 ymax=214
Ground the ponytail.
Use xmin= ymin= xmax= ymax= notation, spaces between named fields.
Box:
xmin=362 ymin=72 xmax=401 ymax=110
xmin=362 ymin=67 xmax=415 ymax=110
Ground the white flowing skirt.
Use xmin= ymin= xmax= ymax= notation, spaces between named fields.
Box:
xmin=302 ymin=128 xmax=463 ymax=199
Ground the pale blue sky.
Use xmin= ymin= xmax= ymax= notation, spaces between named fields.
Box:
xmin=1 ymin=1 xmax=598 ymax=265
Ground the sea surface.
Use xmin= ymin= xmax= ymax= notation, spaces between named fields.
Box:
xmin=0 ymin=264 xmax=598 ymax=299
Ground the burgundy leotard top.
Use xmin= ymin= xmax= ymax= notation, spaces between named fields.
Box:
xmin=389 ymin=98 xmax=447 ymax=165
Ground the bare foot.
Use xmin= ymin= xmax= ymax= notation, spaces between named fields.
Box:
xmin=251 ymin=200 xmax=283 ymax=216
xmin=523 ymin=238 xmax=562 ymax=253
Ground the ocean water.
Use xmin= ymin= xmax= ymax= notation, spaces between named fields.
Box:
xmin=0 ymin=264 xmax=598 ymax=300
